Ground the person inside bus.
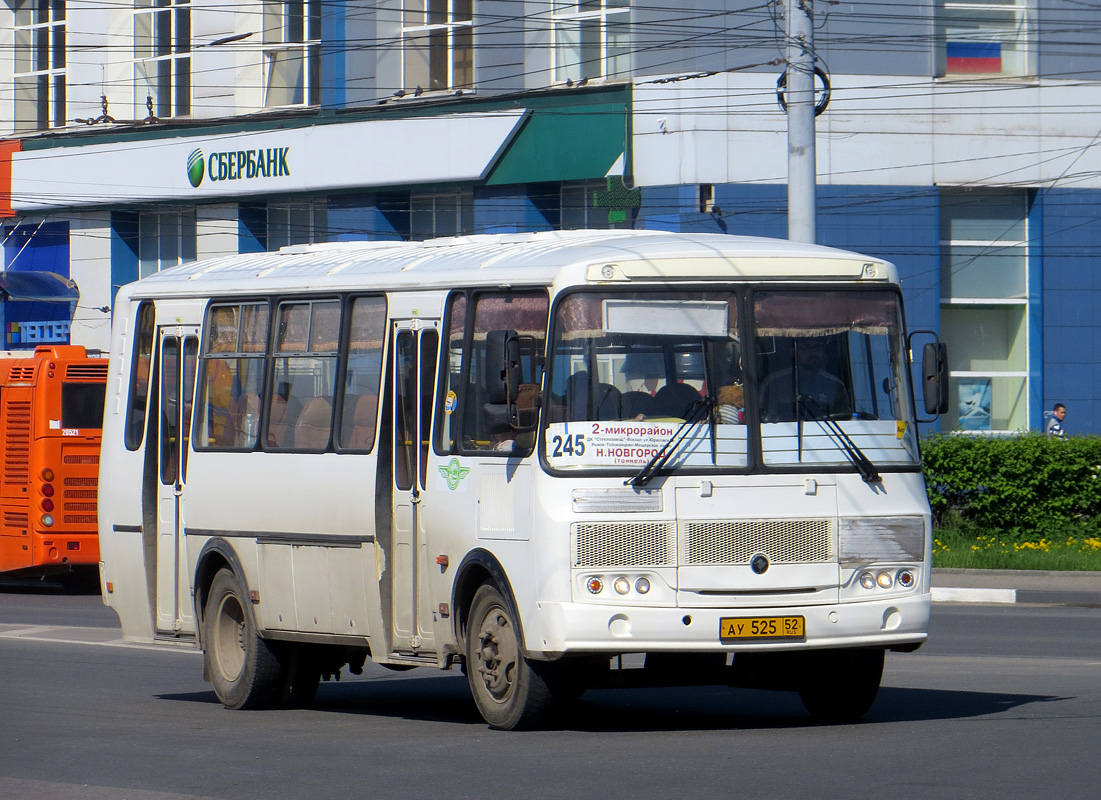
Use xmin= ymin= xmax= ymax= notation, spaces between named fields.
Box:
xmin=759 ymin=336 xmax=851 ymax=422
xmin=715 ymin=342 xmax=746 ymax=424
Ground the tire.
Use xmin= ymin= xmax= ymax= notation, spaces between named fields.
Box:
xmin=274 ymin=644 xmax=322 ymax=709
xmin=203 ymin=568 xmax=282 ymax=710
xmin=465 ymin=584 xmax=555 ymax=730
xmin=798 ymin=648 xmax=884 ymax=723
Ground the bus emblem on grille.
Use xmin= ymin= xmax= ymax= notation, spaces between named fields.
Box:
xmin=751 ymin=554 xmax=770 ymax=574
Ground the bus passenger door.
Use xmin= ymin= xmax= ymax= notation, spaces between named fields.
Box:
xmin=390 ymin=320 xmax=440 ymax=654
xmin=155 ymin=327 xmax=199 ymax=634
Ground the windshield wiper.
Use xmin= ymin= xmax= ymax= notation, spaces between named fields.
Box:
xmin=626 ymin=396 xmax=716 ymax=488
xmin=796 ymin=396 xmax=881 ymax=484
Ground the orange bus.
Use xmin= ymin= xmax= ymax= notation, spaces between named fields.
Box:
xmin=0 ymin=345 xmax=108 ymax=579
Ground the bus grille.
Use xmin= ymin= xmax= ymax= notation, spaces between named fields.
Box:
xmin=65 ymin=477 xmax=98 ymax=487
xmin=65 ymin=363 xmax=108 ymax=380
xmin=64 ymin=489 xmax=97 ymax=499
xmin=3 ymin=401 xmax=31 ymax=485
xmin=574 ymin=522 xmax=676 ymax=568
xmin=64 ymin=515 xmax=97 ymax=524
xmin=683 ymin=518 xmax=836 ymax=565
xmin=3 ymin=511 xmax=28 ymax=530
xmin=63 ymin=455 xmax=99 ymax=465
xmin=7 ymin=365 xmax=35 ymax=382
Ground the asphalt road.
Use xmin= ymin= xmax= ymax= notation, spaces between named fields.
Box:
xmin=1 ymin=585 xmax=1098 ymax=800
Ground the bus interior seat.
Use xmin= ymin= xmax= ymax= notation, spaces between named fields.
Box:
xmin=267 ymin=393 xmax=303 ymax=448
xmin=565 ymin=371 xmax=621 ymax=421
xmin=294 ymin=396 xmax=333 ymax=450
xmin=653 ymin=382 xmax=702 ymax=418
xmin=343 ymin=393 xmax=379 ymax=449
xmin=621 ymin=391 xmax=658 ymax=420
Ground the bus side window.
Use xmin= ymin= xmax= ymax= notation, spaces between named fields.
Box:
xmin=195 ymin=303 xmax=268 ymax=449
xmin=125 ymin=301 xmax=155 ymax=450
xmin=461 ymin=291 xmax=548 ymax=454
xmin=338 ymin=296 xmax=385 ymax=452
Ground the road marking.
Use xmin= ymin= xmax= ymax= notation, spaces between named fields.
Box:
xmin=0 ymin=623 xmax=200 ymax=653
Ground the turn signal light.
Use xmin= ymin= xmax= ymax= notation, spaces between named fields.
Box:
xmin=586 ymin=576 xmax=604 ymax=594
xmin=41 ymin=467 xmax=55 ymax=481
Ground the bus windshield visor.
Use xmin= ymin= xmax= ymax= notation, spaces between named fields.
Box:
xmin=543 ymin=288 xmax=919 ymax=475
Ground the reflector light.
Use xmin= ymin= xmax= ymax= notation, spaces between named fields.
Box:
xmin=896 ymin=569 xmax=916 ymax=588
xmin=586 ymin=576 xmax=603 ymax=594
xmin=634 ymin=577 xmax=651 ymax=594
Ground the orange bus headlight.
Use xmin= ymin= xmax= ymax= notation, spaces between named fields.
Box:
xmin=41 ymin=514 xmax=55 ymax=527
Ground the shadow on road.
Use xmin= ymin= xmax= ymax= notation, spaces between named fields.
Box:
xmin=0 ymin=571 xmax=101 ymax=596
xmin=155 ymin=673 xmax=1063 ymax=732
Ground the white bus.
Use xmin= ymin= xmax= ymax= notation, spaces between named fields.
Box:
xmin=98 ymin=230 xmax=947 ymax=729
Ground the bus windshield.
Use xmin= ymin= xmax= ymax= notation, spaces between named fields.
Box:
xmin=543 ymin=288 xmax=919 ymax=474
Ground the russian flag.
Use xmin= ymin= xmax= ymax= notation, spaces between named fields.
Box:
xmin=946 ymin=41 xmax=1002 ymax=74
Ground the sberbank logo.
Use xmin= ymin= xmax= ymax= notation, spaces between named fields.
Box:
xmin=185 ymin=146 xmax=291 ymax=189
xmin=186 ymin=148 xmax=204 ymax=188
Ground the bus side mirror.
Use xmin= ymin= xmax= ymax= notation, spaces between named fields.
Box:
xmin=482 ymin=329 xmax=525 ymax=434
xmin=483 ymin=329 xmax=520 ymax=404
xmin=922 ymin=342 xmax=949 ymax=416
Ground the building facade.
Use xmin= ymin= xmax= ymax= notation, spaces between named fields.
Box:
xmin=2 ymin=0 xmax=1099 ymax=433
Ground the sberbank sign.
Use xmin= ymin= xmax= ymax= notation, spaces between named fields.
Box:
xmin=186 ymin=146 xmax=291 ymax=189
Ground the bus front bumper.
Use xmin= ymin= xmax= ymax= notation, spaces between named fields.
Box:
xmin=526 ymin=593 xmax=930 ymax=659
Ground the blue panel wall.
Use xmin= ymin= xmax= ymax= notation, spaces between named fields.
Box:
xmin=1039 ymin=188 xmax=1101 ymax=435
xmin=328 ymin=195 xmax=404 ymax=241
xmin=110 ymin=211 xmax=139 ymax=306
xmin=473 ymin=186 xmax=554 ymax=233
xmin=238 ymin=203 xmax=266 ymax=253
xmin=320 ymin=0 xmax=346 ymax=109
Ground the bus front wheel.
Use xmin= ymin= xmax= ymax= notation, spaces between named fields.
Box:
xmin=203 ymin=568 xmax=282 ymax=710
xmin=465 ymin=584 xmax=555 ymax=730
xmin=798 ymin=647 xmax=884 ymax=723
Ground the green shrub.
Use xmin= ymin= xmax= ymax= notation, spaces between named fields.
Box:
xmin=921 ymin=433 xmax=1101 ymax=536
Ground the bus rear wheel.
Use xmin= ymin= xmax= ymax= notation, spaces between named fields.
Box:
xmin=465 ymin=584 xmax=554 ymax=730
xmin=798 ymin=647 xmax=884 ymax=723
xmin=203 ymin=568 xmax=282 ymax=710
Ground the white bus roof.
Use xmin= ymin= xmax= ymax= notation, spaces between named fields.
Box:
xmin=126 ymin=229 xmax=893 ymax=298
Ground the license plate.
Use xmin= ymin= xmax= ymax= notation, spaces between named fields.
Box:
xmin=719 ymin=616 xmax=805 ymax=641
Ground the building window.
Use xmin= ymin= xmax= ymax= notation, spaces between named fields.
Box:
xmin=267 ymin=200 xmax=328 ymax=250
xmin=133 ymin=0 xmax=191 ymax=118
xmin=938 ymin=0 xmax=1032 ymax=78
xmin=551 ymin=0 xmax=630 ymax=84
xmin=560 ymin=180 xmax=629 ymax=230
xmin=139 ymin=209 xmax=196 ymax=277
xmin=13 ymin=0 xmax=66 ymax=131
xmin=410 ymin=190 xmax=473 ymax=240
xmin=939 ymin=189 xmax=1030 ymax=432
xmin=401 ymin=0 xmax=473 ymax=92
xmin=263 ymin=0 xmax=321 ymax=107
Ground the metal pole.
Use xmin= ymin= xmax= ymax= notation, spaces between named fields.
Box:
xmin=786 ymin=0 xmax=817 ymax=243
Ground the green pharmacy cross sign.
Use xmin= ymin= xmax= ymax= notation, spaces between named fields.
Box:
xmin=594 ymin=176 xmax=642 ymax=224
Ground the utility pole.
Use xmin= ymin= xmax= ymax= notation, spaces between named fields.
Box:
xmin=785 ymin=0 xmax=817 ymax=243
